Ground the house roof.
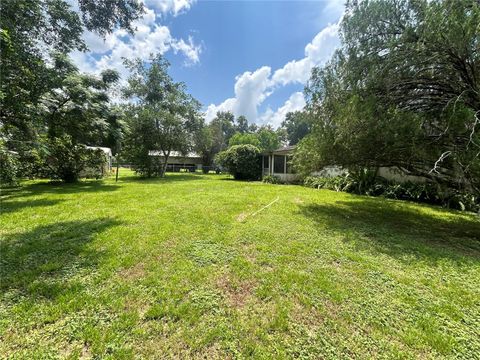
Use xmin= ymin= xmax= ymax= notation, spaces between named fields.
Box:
xmin=264 ymin=145 xmax=296 ymax=155
xmin=148 ymin=150 xmax=201 ymax=158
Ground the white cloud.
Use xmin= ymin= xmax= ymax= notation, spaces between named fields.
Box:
xmin=205 ymin=98 xmax=236 ymax=122
xmin=143 ymin=0 xmax=196 ymax=17
xmin=233 ymin=66 xmax=272 ymax=120
xmin=204 ymin=20 xmax=341 ymax=125
xmin=204 ymin=67 xmax=272 ymax=122
xmin=272 ymin=21 xmax=340 ymax=86
xmin=71 ymin=4 xmax=201 ymax=81
xmin=259 ymin=92 xmax=306 ymax=127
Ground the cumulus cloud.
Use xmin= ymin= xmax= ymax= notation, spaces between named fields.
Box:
xmin=272 ymin=21 xmax=340 ymax=86
xmin=205 ymin=19 xmax=341 ymax=125
xmin=143 ymin=0 xmax=196 ymax=17
xmin=259 ymin=92 xmax=306 ymax=127
xmin=205 ymin=66 xmax=272 ymax=122
xmin=71 ymin=4 xmax=201 ymax=80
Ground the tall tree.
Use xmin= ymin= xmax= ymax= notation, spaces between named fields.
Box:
xmin=298 ymin=0 xmax=480 ymax=194
xmin=257 ymin=126 xmax=281 ymax=152
xmin=282 ymin=111 xmax=310 ymax=145
xmin=41 ymin=55 xmax=120 ymax=145
xmin=123 ymin=54 xmax=202 ymax=177
xmin=228 ymin=132 xmax=260 ymax=148
xmin=235 ymin=115 xmax=249 ymax=134
xmin=0 ymin=0 xmax=144 ymax=143
xmin=210 ymin=111 xmax=236 ymax=148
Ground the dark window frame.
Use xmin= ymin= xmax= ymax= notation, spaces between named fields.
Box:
xmin=274 ymin=155 xmax=285 ymax=173
xmin=263 ymin=155 xmax=269 ymax=169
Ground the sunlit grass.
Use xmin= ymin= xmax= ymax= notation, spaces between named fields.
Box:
xmin=1 ymin=170 xmax=479 ymax=358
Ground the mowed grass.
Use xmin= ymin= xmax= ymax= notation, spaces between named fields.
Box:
xmin=1 ymin=170 xmax=479 ymax=359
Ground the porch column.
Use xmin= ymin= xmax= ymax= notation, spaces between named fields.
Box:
xmin=271 ymin=154 xmax=274 ymax=175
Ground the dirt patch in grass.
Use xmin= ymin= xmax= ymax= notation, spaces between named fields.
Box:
xmin=118 ymin=262 xmax=146 ymax=281
xmin=216 ymin=276 xmax=256 ymax=308
xmin=236 ymin=212 xmax=249 ymax=222
xmin=293 ymin=197 xmax=304 ymax=204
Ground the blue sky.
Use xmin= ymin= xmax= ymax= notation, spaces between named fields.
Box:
xmin=72 ymin=0 xmax=344 ymax=127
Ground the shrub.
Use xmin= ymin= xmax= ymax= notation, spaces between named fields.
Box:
xmin=0 ymin=149 xmax=19 ymax=186
xmin=45 ymin=135 xmax=107 ymax=182
xmin=17 ymin=148 xmax=48 ymax=179
xmin=215 ymin=145 xmax=262 ymax=180
xmin=304 ymin=173 xmax=479 ymax=213
xmin=262 ymin=175 xmax=282 ymax=184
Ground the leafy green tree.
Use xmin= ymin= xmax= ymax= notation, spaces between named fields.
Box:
xmin=257 ymin=126 xmax=280 ymax=152
xmin=298 ymin=0 xmax=480 ymax=195
xmin=41 ymin=55 xmax=120 ymax=145
xmin=0 ymin=0 xmax=143 ymax=143
xmin=282 ymin=111 xmax=310 ymax=145
xmin=216 ymin=145 xmax=262 ymax=180
xmin=123 ymin=54 xmax=202 ymax=177
xmin=229 ymin=132 xmax=260 ymax=148
xmin=43 ymin=134 xmax=107 ymax=182
xmin=235 ymin=115 xmax=249 ymax=134
xmin=210 ymin=111 xmax=236 ymax=149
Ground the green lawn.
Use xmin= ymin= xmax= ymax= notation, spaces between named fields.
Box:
xmin=1 ymin=170 xmax=479 ymax=359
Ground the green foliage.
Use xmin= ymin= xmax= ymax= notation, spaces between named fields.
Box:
xmin=304 ymin=173 xmax=479 ymax=213
xmin=41 ymin=55 xmax=120 ymax=145
xmin=16 ymin=148 xmax=47 ymax=180
xmin=228 ymin=132 xmax=260 ymax=147
xmin=0 ymin=149 xmax=19 ymax=186
xmin=262 ymin=175 xmax=282 ymax=184
xmin=216 ymin=144 xmax=262 ymax=180
xmin=257 ymin=126 xmax=280 ymax=152
xmin=281 ymin=111 xmax=310 ymax=145
xmin=44 ymin=135 xmax=107 ymax=182
xmin=123 ymin=54 xmax=202 ymax=177
xmin=227 ymin=127 xmax=280 ymax=152
xmin=210 ymin=111 xmax=236 ymax=149
xmin=235 ymin=115 xmax=249 ymax=134
xmin=300 ymin=0 xmax=480 ymax=196
xmin=0 ymin=0 xmax=143 ymax=143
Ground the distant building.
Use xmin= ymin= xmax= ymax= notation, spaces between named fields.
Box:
xmin=149 ymin=150 xmax=203 ymax=172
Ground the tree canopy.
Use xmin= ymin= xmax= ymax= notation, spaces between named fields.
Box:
xmin=123 ymin=54 xmax=202 ymax=177
xmin=297 ymin=0 xmax=480 ymax=195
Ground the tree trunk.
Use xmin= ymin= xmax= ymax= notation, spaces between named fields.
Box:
xmin=115 ymin=157 xmax=120 ymax=182
xmin=160 ymin=149 xmax=171 ymax=177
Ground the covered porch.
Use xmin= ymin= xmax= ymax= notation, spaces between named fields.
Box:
xmin=262 ymin=145 xmax=299 ymax=182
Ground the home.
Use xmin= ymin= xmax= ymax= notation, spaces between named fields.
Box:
xmin=149 ymin=150 xmax=203 ymax=172
xmin=262 ymin=145 xmax=426 ymax=184
xmin=262 ymin=145 xmax=299 ymax=182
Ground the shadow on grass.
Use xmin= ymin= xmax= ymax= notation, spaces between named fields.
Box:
xmin=1 ymin=181 xmax=120 ymax=201
xmin=0 ymin=218 xmax=120 ymax=300
xmin=299 ymin=197 xmax=480 ymax=264
xmin=0 ymin=198 xmax=64 ymax=216
xmin=118 ymin=173 xmax=208 ymax=184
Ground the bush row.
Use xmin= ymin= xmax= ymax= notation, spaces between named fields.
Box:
xmin=304 ymin=173 xmax=479 ymax=213
xmin=0 ymin=135 xmax=108 ymax=185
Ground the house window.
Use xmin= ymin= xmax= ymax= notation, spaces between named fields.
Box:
xmin=263 ymin=155 xmax=269 ymax=169
xmin=274 ymin=155 xmax=285 ymax=173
